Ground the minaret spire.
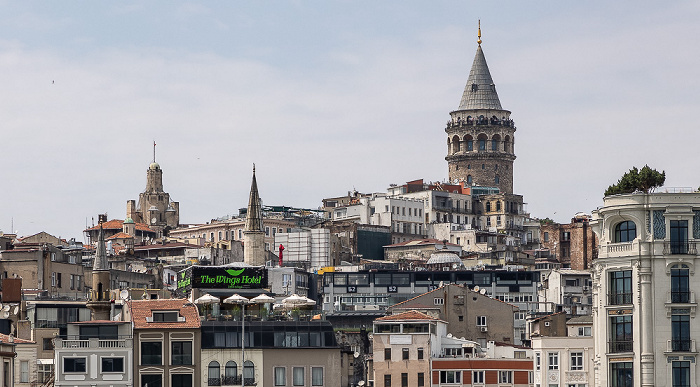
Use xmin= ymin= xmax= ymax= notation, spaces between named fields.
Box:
xmin=153 ymin=140 xmax=156 ymax=163
xmin=244 ymin=164 xmax=265 ymax=266
xmin=478 ymin=20 xmax=482 ymax=46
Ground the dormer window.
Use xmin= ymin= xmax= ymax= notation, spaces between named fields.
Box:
xmin=152 ymin=311 xmax=179 ymax=322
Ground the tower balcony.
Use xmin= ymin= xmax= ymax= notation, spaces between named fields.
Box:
xmin=446 ymin=117 xmax=515 ymax=129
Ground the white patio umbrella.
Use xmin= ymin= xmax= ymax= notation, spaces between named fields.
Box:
xmin=250 ymin=294 xmax=275 ymax=304
xmin=223 ymin=294 xmax=250 ymax=305
xmin=282 ymin=294 xmax=307 ymax=306
xmin=194 ymin=293 xmax=220 ymax=305
xmin=301 ymin=296 xmax=317 ymax=306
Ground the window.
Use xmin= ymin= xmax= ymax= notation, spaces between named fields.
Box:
xmin=417 ymin=348 xmax=424 ymax=360
xmin=670 ymin=220 xmax=689 ymax=254
xmin=467 ymin=140 xmax=473 ymax=151
xmin=20 ymin=361 xmax=28 ymax=383
xmin=402 ymin=348 xmax=409 ymax=360
xmin=610 ymin=362 xmax=632 ymax=387
xmin=492 ymin=139 xmax=498 ymax=150
xmin=274 ymin=367 xmax=286 ymax=386
xmin=570 ymin=352 xmax=583 ymax=370
xmin=102 ymin=357 xmax=124 ymax=373
xmin=141 ymin=341 xmax=162 ymax=365
xmin=152 ymin=311 xmax=179 ymax=322
xmin=311 ymin=367 xmax=323 ymax=386
xmin=244 ymin=361 xmax=255 ymax=384
xmin=172 ymin=374 xmax=193 ymax=387
xmin=495 ymin=175 xmax=500 ymax=185
xmin=467 ymin=175 xmax=472 ymax=184
xmin=171 ymin=341 xmax=192 ymax=365
xmin=70 ymin=274 xmax=75 ymax=290
xmin=384 ymin=374 xmax=391 ymax=387
xmin=578 ymin=326 xmax=592 ymax=336
xmin=401 ymin=373 xmax=408 ymax=387
xmin=141 ymin=374 xmax=162 ymax=387
xmin=672 ymin=264 xmax=690 ymax=303
xmin=439 ymin=371 xmax=461 ymax=384
xmin=609 ymin=270 xmax=632 ymax=305
xmin=535 ymin=352 xmax=541 ymax=370
xmin=208 ymin=362 xmax=221 ymax=386
xmin=472 ymin=371 xmax=484 ymax=384
xmin=476 ymin=316 xmax=486 ymax=326
xmin=479 ymin=139 xmax=486 ymax=151
xmin=63 ymin=358 xmax=86 ymax=373
xmin=614 ymin=221 xmax=636 ymax=243
xmin=544 ymin=232 xmax=549 ymax=242
xmin=610 ymin=315 xmax=633 ymax=352
xmin=434 ymin=297 xmax=444 ymax=305
xmin=385 ymin=348 xmax=391 ymax=361
xmin=43 ymin=337 xmax=54 ymax=350
xmin=548 ymin=352 xmax=559 ymax=370
xmin=673 ymin=361 xmax=690 ymax=387
xmin=514 ymin=351 xmax=527 ymax=359
xmin=672 ymin=314 xmax=691 ymax=351
xmin=38 ymin=364 xmax=53 ymax=383
xmin=225 ymin=361 xmax=237 ymax=384
xmin=498 ymin=371 xmax=512 ymax=384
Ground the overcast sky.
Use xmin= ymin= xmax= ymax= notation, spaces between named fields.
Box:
xmin=1 ymin=1 xmax=699 ymax=241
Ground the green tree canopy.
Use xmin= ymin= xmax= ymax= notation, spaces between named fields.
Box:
xmin=604 ymin=165 xmax=666 ymax=196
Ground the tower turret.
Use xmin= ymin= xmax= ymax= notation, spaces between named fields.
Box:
xmin=244 ymin=165 xmax=266 ymax=266
xmin=87 ymin=217 xmax=112 ymax=320
xmin=445 ymin=23 xmax=516 ymax=194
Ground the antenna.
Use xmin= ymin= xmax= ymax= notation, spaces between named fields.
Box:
xmin=477 ymin=20 xmax=482 ymax=46
xmin=153 ymin=140 xmax=156 ymax=163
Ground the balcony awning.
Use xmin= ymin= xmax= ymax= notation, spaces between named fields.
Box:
xmin=36 ymin=358 xmax=54 ymax=365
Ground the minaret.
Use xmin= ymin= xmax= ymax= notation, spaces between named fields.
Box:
xmin=243 ymin=165 xmax=266 ymax=266
xmin=87 ymin=217 xmax=112 ymax=320
xmin=445 ymin=21 xmax=516 ymax=194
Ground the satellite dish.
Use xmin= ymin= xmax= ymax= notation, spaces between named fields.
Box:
xmin=354 ymin=351 xmax=360 ymax=358
xmin=473 ymin=285 xmax=480 ymax=293
xmin=0 ymin=303 xmax=4 ymax=312
xmin=480 ymin=289 xmax=487 ymax=295
xmin=447 ymin=333 xmax=453 ymax=338
xmin=439 ymin=281 xmax=444 ymax=288
xmin=2 ymin=305 xmax=9 ymax=312
xmin=12 ymin=306 xmax=18 ymax=315
xmin=0 ymin=311 xmax=9 ymax=319
xmin=120 ymin=290 xmax=130 ymax=300
xmin=368 ymin=334 xmax=373 ymax=340
xmin=358 ymin=381 xmax=365 ymax=386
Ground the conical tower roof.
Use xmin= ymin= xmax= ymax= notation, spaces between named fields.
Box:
xmin=94 ymin=224 xmax=108 ymax=271
xmin=457 ymin=45 xmax=503 ymax=110
xmin=245 ymin=165 xmax=263 ymax=232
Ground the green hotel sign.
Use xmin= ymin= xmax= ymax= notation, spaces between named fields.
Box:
xmin=177 ymin=266 xmax=267 ymax=293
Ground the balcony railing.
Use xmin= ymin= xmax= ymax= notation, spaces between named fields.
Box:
xmin=57 ymin=337 xmax=132 ymax=349
xmin=667 ymin=339 xmax=696 ymax=353
xmin=608 ymin=292 xmax=633 ymax=305
xmin=607 ymin=242 xmax=633 ymax=254
xmin=672 ymin=291 xmax=691 ymax=304
xmin=664 ymin=242 xmax=697 ymax=255
xmin=608 ymin=340 xmax=633 ymax=353
xmin=208 ymin=376 xmax=246 ymax=386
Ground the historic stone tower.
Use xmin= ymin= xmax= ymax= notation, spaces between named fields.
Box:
xmin=87 ymin=217 xmax=112 ymax=320
xmin=126 ymin=143 xmax=180 ymax=237
xmin=445 ymin=24 xmax=516 ymax=194
xmin=244 ymin=165 xmax=266 ymax=266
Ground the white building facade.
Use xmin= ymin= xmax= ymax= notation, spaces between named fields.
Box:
xmin=591 ymin=192 xmax=700 ymax=387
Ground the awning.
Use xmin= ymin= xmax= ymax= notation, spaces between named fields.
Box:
xmin=36 ymin=359 xmax=54 ymax=365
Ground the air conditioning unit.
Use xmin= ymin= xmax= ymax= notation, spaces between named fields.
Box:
xmin=480 ymin=326 xmax=488 ymax=332
xmin=354 ymin=305 xmax=380 ymax=311
xmin=583 ymin=286 xmax=590 ymax=291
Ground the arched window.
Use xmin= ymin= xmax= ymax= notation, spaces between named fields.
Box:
xmin=614 ymin=221 xmax=636 ymax=243
xmin=452 ymin=135 xmax=461 ymax=153
xmin=495 ymin=175 xmax=500 ymax=185
xmin=486 ymin=202 xmax=491 ymax=212
xmin=225 ymin=361 xmax=237 ymax=384
xmin=671 ymin=264 xmax=690 ymax=303
xmin=208 ymin=361 xmax=221 ymax=386
xmin=496 ymin=201 xmax=501 ymax=211
xmin=244 ymin=361 xmax=255 ymax=384
xmin=466 ymin=135 xmax=473 ymax=151
xmin=467 ymin=175 xmax=472 ymax=184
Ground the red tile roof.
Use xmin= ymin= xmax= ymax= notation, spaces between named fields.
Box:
xmin=375 ymin=310 xmax=439 ymax=322
xmin=85 ymin=220 xmax=154 ymax=233
xmin=107 ymin=232 xmax=134 ymax=240
xmin=129 ymin=299 xmax=201 ymax=330
xmin=0 ymin=333 xmax=33 ymax=344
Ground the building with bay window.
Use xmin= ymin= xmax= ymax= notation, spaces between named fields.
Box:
xmin=591 ymin=191 xmax=700 ymax=387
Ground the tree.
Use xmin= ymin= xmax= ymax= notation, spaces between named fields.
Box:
xmin=605 ymin=165 xmax=665 ymax=196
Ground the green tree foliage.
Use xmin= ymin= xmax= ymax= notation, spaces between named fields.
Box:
xmin=604 ymin=165 xmax=666 ymax=196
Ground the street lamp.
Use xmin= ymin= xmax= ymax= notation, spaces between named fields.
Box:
xmin=224 ymin=294 xmax=252 ymax=385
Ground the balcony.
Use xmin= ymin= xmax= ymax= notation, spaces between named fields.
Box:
xmin=608 ymin=292 xmax=633 ymax=305
xmin=608 ymin=340 xmax=633 ymax=353
xmin=57 ymin=336 xmax=132 ymax=349
xmin=666 ymin=339 xmax=696 ymax=353
xmin=664 ymin=242 xmax=697 ymax=255
xmin=671 ymin=291 xmax=692 ymax=304
xmin=207 ymin=376 xmax=249 ymax=386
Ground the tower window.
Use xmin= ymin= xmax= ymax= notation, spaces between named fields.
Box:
xmin=495 ymin=175 xmax=500 ymax=184
xmin=482 ymin=164 xmax=485 ymax=170
xmin=467 ymin=164 xmax=471 ymax=169
xmin=467 ymin=175 xmax=472 ymax=184
xmin=479 ymin=139 xmax=486 ymax=151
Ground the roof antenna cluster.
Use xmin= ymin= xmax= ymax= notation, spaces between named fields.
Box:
xmin=153 ymin=140 xmax=157 ymax=163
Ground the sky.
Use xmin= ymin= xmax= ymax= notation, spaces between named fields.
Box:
xmin=1 ymin=1 xmax=699 ymax=241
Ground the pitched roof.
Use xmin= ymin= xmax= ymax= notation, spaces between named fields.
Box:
xmin=529 ymin=311 xmax=566 ymax=323
xmin=0 ymin=333 xmax=33 ymax=344
xmin=129 ymin=299 xmax=201 ymax=329
xmin=106 ymin=232 xmax=134 ymax=240
xmin=245 ymin=166 xmax=263 ymax=232
xmin=375 ymin=310 xmax=439 ymax=322
xmin=84 ymin=220 xmax=155 ymax=233
xmin=384 ymin=238 xmax=460 ymax=248
xmin=458 ymin=45 xmax=503 ymax=110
